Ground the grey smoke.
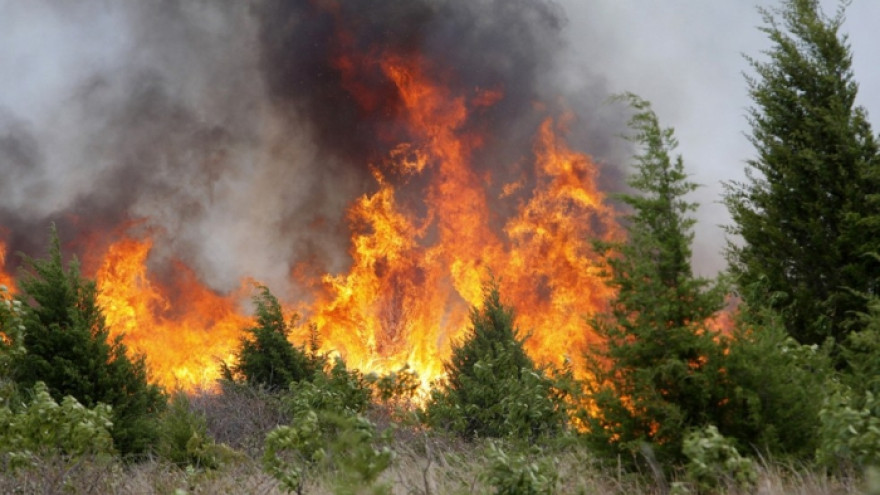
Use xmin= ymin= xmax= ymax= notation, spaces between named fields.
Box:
xmin=0 ymin=0 xmax=627 ymax=298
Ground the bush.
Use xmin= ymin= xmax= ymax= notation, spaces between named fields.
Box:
xmin=225 ymin=286 xmax=323 ymax=391
xmin=0 ymin=284 xmax=25 ymax=404
xmin=264 ymin=368 xmax=391 ymax=495
xmin=369 ymin=364 xmax=420 ymax=406
xmin=817 ymin=384 xmax=880 ymax=470
xmin=815 ymin=293 xmax=880 ymax=471
xmin=672 ymin=425 xmax=756 ymax=494
xmin=11 ymin=227 xmax=165 ymax=456
xmin=425 ymin=280 xmax=566 ymax=440
xmin=0 ymin=381 xmax=114 ymax=469
xmin=717 ymin=306 xmax=832 ymax=458
xmin=482 ymin=441 xmax=557 ymax=495
xmin=156 ymin=392 xmax=240 ymax=470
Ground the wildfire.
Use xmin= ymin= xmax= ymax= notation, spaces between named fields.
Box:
xmin=0 ymin=241 xmax=14 ymax=292
xmin=95 ymin=237 xmax=250 ymax=390
xmin=293 ymin=53 xmax=620 ymax=386
xmin=0 ymin=4 xmax=625 ymax=393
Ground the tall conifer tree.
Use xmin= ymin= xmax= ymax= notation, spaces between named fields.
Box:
xmin=584 ymin=95 xmax=726 ymax=463
xmin=725 ymin=0 xmax=880 ymax=346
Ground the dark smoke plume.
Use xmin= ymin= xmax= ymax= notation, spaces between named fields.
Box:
xmin=0 ymin=0 xmax=622 ymax=296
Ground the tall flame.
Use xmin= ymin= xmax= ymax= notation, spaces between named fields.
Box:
xmin=0 ymin=12 xmax=623 ymax=392
xmin=0 ymin=241 xmax=14 ymax=292
xmin=293 ymin=54 xmax=620 ymax=385
xmin=95 ymin=237 xmax=249 ymax=390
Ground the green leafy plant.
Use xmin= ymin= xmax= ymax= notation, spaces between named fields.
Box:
xmin=369 ymin=364 xmax=420 ymax=406
xmin=717 ymin=301 xmax=832 ymax=458
xmin=673 ymin=425 xmax=756 ymax=494
xmin=816 ymin=384 xmax=880 ymax=470
xmin=156 ymin=392 xmax=240 ymax=470
xmin=0 ymin=381 xmax=114 ymax=469
xmin=264 ymin=372 xmax=391 ymax=495
xmin=482 ymin=441 xmax=556 ymax=495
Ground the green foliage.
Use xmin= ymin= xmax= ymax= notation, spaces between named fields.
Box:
xmin=11 ymin=227 xmax=165 ymax=456
xmin=286 ymin=356 xmax=373 ymax=417
xmin=482 ymin=441 xmax=557 ymax=495
xmin=425 ymin=280 xmax=567 ymax=440
xmin=368 ymin=364 xmax=420 ymax=406
xmin=0 ymin=381 xmax=114 ymax=469
xmin=817 ymin=385 xmax=880 ymax=470
xmin=717 ymin=301 xmax=832 ymax=458
xmin=583 ymin=94 xmax=727 ymax=463
xmin=815 ymin=293 xmax=880 ymax=470
xmin=226 ymin=286 xmax=322 ymax=391
xmin=724 ymin=0 xmax=880 ymax=347
xmin=0 ymin=284 xmax=25 ymax=403
xmin=157 ymin=392 xmax=240 ymax=470
xmin=842 ymin=291 xmax=880 ymax=394
xmin=264 ymin=370 xmax=391 ymax=495
xmin=672 ymin=425 xmax=757 ymax=494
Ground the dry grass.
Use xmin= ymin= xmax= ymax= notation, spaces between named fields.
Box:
xmin=0 ymin=391 xmax=867 ymax=494
xmin=0 ymin=440 xmax=866 ymax=495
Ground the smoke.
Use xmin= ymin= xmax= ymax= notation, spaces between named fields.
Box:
xmin=0 ymin=0 xmax=624 ymax=296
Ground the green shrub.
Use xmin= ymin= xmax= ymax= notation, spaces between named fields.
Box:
xmin=815 ymin=293 xmax=880 ymax=471
xmin=718 ymin=307 xmax=832 ymax=458
xmin=157 ymin=392 xmax=239 ymax=470
xmin=816 ymin=384 xmax=880 ymax=470
xmin=0 ymin=381 xmax=114 ymax=468
xmin=225 ymin=286 xmax=323 ymax=391
xmin=264 ymin=372 xmax=391 ymax=495
xmin=425 ymin=281 xmax=566 ymax=440
xmin=482 ymin=441 xmax=556 ymax=495
xmin=0 ymin=284 xmax=25 ymax=405
xmin=673 ymin=425 xmax=756 ymax=494
xmin=11 ymin=227 xmax=165 ymax=456
xmin=368 ymin=364 xmax=420 ymax=406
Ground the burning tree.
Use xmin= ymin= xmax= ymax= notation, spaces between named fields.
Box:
xmin=583 ymin=95 xmax=727 ymax=464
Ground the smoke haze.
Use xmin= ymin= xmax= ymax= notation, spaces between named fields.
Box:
xmin=0 ymin=0 xmax=628 ymax=297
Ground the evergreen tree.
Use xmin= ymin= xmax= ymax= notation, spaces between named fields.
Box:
xmin=426 ymin=280 xmax=565 ymax=440
xmin=724 ymin=0 xmax=880 ymax=347
xmin=12 ymin=227 xmax=166 ymax=456
xmin=226 ymin=285 xmax=321 ymax=391
xmin=584 ymin=94 xmax=727 ymax=463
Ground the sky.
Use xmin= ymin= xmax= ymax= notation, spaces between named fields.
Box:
xmin=558 ymin=0 xmax=880 ymax=275
xmin=1 ymin=0 xmax=878 ymax=282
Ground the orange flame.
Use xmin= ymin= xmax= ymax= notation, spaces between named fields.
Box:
xmin=293 ymin=55 xmax=620 ymax=386
xmin=0 ymin=31 xmax=622 ymax=394
xmin=0 ymin=241 xmax=14 ymax=292
xmin=95 ymin=237 xmax=250 ymax=391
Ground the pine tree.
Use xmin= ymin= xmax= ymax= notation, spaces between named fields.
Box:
xmin=12 ymin=227 xmax=166 ymax=455
xmin=226 ymin=285 xmax=321 ymax=391
xmin=584 ymin=94 xmax=727 ymax=463
xmin=426 ymin=279 xmax=565 ymax=440
xmin=725 ymin=0 xmax=880 ymax=347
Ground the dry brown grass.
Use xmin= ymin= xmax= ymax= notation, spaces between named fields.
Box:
xmin=0 ymin=441 xmax=866 ymax=495
xmin=0 ymin=392 xmax=866 ymax=494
